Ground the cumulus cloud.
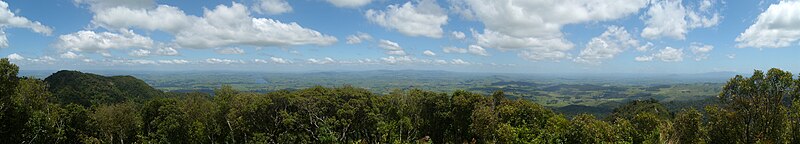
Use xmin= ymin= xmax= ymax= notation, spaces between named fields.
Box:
xmin=60 ymin=51 xmax=83 ymax=59
xmin=90 ymin=2 xmax=337 ymax=49
xmin=158 ymin=59 xmax=190 ymax=64
xmin=381 ymin=56 xmax=414 ymax=64
xmin=129 ymin=49 xmax=152 ymax=57
xmin=641 ymin=0 xmax=721 ymax=40
xmin=423 ymin=50 xmax=436 ymax=56
xmin=654 ymin=47 xmax=684 ymax=62
xmin=326 ymin=0 xmax=372 ymax=8
xmin=452 ymin=31 xmax=466 ymax=39
xmin=8 ymin=53 xmax=57 ymax=64
xmin=307 ymin=57 xmax=336 ymax=64
xmin=346 ymin=32 xmax=373 ymax=44
xmin=575 ymin=26 xmax=642 ymax=64
xmin=365 ymin=0 xmax=448 ymax=38
xmin=55 ymin=30 xmax=154 ymax=54
xmin=378 ymin=39 xmax=406 ymax=56
xmin=635 ymin=46 xmax=685 ymax=62
xmin=442 ymin=45 xmax=489 ymax=56
xmin=154 ymin=46 xmax=179 ymax=56
xmin=29 ymin=56 xmax=57 ymax=64
xmin=0 ymin=1 xmax=54 ymax=48
xmin=455 ymin=0 xmax=648 ymax=61
xmin=6 ymin=53 xmax=23 ymax=60
xmin=270 ymin=56 xmax=292 ymax=64
xmin=634 ymin=55 xmax=654 ymax=62
xmin=205 ymin=58 xmax=245 ymax=64
xmin=254 ymin=57 xmax=292 ymax=64
xmin=450 ymin=59 xmax=470 ymax=65
xmin=473 ymin=29 xmax=573 ymax=61
xmin=252 ymin=0 xmax=292 ymax=15
xmin=736 ymin=0 xmax=800 ymax=48
xmin=690 ymin=43 xmax=713 ymax=61
xmin=636 ymin=42 xmax=654 ymax=52
xmin=215 ymin=47 xmax=245 ymax=55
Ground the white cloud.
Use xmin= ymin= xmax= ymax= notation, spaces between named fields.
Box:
xmin=641 ymin=0 xmax=720 ymax=40
xmin=727 ymin=54 xmax=735 ymax=59
xmin=93 ymin=5 xmax=194 ymax=33
xmin=460 ymin=0 xmax=647 ymax=38
xmin=253 ymin=59 xmax=268 ymax=64
xmin=74 ymin=0 xmax=155 ymax=12
xmin=0 ymin=1 xmax=54 ymax=48
xmin=690 ymin=43 xmax=713 ymax=61
xmin=452 ymin=31 xmax=466 ymax=39
xmin=381 ymin=56 xmax=414 ymax=64
xmin=326 ymin=0 xmax=372 ymax=8
xmin=215 ymin=47 xmax=245 ymax=55
xmin=442 ymin=45 xmax=489 ymax=56
xmin=365 ymin=0 xmax=448 ymax=38
xmin=252 ymin=0 xmax=292 ymax=15
xmin=90 ymin=2 xmax=337 ymax=49
xmin=205 ymin=58 xmax=245 ymax=64
xmin=55 ymin=30 xmax=154 ymax=54
xmin=60 ymin=51 xmax=83 ymax=59
xmin=307 ymin=57 xmax=336 ymax=64
xmin=423 ymin=50 xmax=436 ymax=56
xmin=473 ymin=29 xmax=573 ymax=61
xmin=29 ymin=56 xmax=57 ymax=64
xmin=575 ymin=26 xmax=642 ymax=64
xmin=378 ymin=39 xmax=406 ymax=55
xmin=458 ymin=0 xmax=647 ymax=61
xmin=634 ymin=55 xmax=654 ymax=62
xmin=654 ymin=47 xmax=684 ymax=62
xmin=6 ymin=53 xmax=23 ymax=60
xmin=346 ymin=32 xmax=373 ymax=44
xmin=450 ymin=59 xmax=470 ymax=65
xmin=467 ymin=45 xmax=488 ymax=56
xmin=636 ymin=42 xmax=654 ymax=52
xmin=158 ymin=59 xmax=190 ymax=64
xmin=736 ymin=0 xmax=800 ymax=48
xmin=129 ymin=49 xmax=151 ymax=57
xmin=154 ymin=46 xmax=179 ymax=56
xmin=270 ymin=56 xmax=292 ymax=64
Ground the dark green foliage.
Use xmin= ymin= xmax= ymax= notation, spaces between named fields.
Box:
xmin=715 ymin=68 xmax=795 ymax=143
xmin=610 ymin=98 xmax=670 ymax=120
xmin=670 ymin=108 xmax=705 ymax=143
xmin=2 ymin=60 xmax=800 ymax=143
xmin=44 ymin=70 xmax=163 ymax=106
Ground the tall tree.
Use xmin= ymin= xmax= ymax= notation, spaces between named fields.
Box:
xmin=717 ymin=68 xmax=794 ymax=143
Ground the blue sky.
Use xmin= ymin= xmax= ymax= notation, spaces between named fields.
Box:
xmin=1 ymin=0 xmax=799 ymax=73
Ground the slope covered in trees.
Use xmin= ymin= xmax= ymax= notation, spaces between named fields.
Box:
xmin=1 ymin=58 xmax=799 ymax=143
xmin=44 ymin=70 xmax=163 ymax=106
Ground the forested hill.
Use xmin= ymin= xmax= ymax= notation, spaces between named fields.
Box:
xmin=1 ymin=59 xmax=799 ymax=143
xmin=43 ymin=70 xmax=163 ymax=106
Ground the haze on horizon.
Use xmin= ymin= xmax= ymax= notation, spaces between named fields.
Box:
xmin=1 ymin=0 xmax=799 ymax=73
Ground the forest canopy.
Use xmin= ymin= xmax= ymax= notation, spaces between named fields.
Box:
xmin=0 ymin=58 xmax=799 ymax=143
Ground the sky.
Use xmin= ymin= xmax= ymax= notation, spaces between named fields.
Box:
xmin=1 ymin=0 xmax=799 ymax=73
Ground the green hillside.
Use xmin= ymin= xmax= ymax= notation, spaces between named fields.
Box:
xmin=44 ymin=70 xmax=163 ymax=106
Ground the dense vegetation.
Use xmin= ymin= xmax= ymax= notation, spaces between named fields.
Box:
xmin=1 ymin=58 xmax=799 ymax=143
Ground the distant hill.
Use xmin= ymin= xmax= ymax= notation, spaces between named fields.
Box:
xmin=44 ymin=70 xmax=163 ymax=106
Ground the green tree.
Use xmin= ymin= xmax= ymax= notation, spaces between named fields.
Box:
xmin=91 ymin=102 xmax=141 ymax=143
xmin=0 ymin=58 xmax=20 ymax=142
xmin=670 ymin=108 xmax=705 ymax=144
xmin=716 ymin=69 xmax=793 ymax=143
